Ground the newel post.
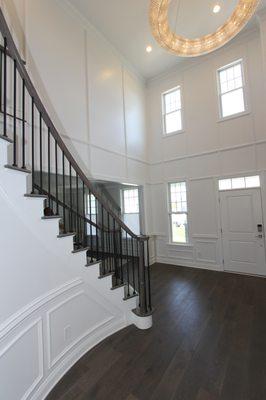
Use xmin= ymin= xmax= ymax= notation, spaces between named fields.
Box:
xmin=132 ymin=235 xmax=152 ymax=329
xmin=138 ymin=236 xmax=147 ymax=316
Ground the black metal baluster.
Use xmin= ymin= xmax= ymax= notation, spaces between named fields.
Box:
xmin=62 ymin=152 xmax=66 ymax=233
xmin=55 ymin=141 xmax=59 ymax=214
xmin=82 ymin=182 xmax=86 ymax=247
xmin=107 ymin=213 xmax=111 ymax=272
xmin=131 ymin=237 xmax=136 ymax=294
xmin=89 ymin=190 xmax=93 ymax=262
xmin=119 ymin=228 xmax=124 ymax=284
xmin=147 ymin=238 xmax=152 ymax=311
xmin=12 ymin=60 xmax=17 ymax=166
xmin=39 ymin=113 xmax=42 ymax=191
xmin=31 ymin=98 xmax=35 ymax=193
xmin=96 ymin=198 xmax=99 ymax=260
xmin=69 ymin=162 xmax=72 ymax=232
xmin=126 ymin=232 xmax=130 ymax=297
xmin=101 ymin=205 xmax=105 ymax=274
xmin=47 ymin=128 xmax=51 ymax=207
xmin=3 ymin=37 xmax=7 ymax=137
xmin=76 ymin=172 xmax=79 ymax=247
xmin=113 ymin=219 xmax=118 ymax=285
xmin=21 ymin=79 xmax=26 ymax=169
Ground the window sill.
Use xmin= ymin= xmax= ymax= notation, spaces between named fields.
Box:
xmin=167 ymin=242 xmax=193 ymax=248
xmin=217 ymin=110 xmax=250 ymax=123
xmin=162 ymin=129 xmax=185 ymax=138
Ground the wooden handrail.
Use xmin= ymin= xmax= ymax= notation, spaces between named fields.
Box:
xmin=0 ymin=7 xmax=142 ymax=240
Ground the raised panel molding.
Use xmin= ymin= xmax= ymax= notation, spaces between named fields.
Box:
xmin=46 ymin=290 xmax=114 ymax=369
xmin=0 ymin=278 xmax=83 ymax=340
xmin=0 ymin=318 xmax=44 ymax=400
xmin=194 ymin=239 xmax=218 ymax=264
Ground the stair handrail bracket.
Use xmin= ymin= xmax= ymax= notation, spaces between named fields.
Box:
xmin=0 ymin=7 xmax=152 ymax=319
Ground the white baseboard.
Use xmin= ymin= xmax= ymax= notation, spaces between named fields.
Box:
xmin=156 ymin=256 xmax=223 ymax=272
xmin=32 ymin=318 xmax=127 ymax=400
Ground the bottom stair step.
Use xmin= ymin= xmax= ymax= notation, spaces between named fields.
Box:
xmin=123 ymin=293 xmax=138 ymax=301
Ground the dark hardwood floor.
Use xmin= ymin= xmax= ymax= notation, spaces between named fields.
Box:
xmin=46 ymin=263 xmax=266 ymax=400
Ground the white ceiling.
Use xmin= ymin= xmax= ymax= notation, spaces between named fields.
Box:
xmin=68 ymin=0 xmax=266 ymax=80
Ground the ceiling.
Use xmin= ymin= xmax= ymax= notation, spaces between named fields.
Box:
xmin=68 ymin=0 xmax=266 ymax=80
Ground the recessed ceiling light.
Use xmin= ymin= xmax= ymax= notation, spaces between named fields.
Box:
xmin=213 ymin=4 xmax=221 ymax=14
xmin=146 ymin=45 xmax=152 ymax=53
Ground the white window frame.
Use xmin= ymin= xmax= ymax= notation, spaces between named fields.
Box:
xmin=218 ymin=175 xmax=260 ymax=191
xmin=162 ymin=86 xmax=183 ymax=136
xmin=122 ymin=188 xmax=139 ymax=215
xmin=217 ymin=59 xmax=248 ymax=121
xmin=168 ymin=181 xmax=189 ymax=244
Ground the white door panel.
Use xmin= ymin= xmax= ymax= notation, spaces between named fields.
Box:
xmin=220 ymin=188 xmax=266 ymax=276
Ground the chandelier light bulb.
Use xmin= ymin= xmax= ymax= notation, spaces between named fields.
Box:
xmin=146 ymin=45 xmax=153 ymax=53
xmin=213 ymin=4 xmax=221 ymax=14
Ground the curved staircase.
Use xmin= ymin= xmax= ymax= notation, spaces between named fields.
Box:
xmin=0 ymin=8 xmax=152 ymax=400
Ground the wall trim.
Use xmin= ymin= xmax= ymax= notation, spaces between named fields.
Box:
xmin=0 ymin=278 xmax=83 ymax=340
xmin=31 ymin=317 xmax=127 ymax=400
xmin=150 ymin=138 xmax=266 ymax=167
xmin=156 ymin=256 xmax=223 ymax=271
xmin=46 ymin=290 xmax=114 ymax=369
xmin=0 ymin=318 xmax=44 ymax=400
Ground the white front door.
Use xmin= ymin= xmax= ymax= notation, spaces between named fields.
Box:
xmin=220 ymin=188 xmax=266 ymax=276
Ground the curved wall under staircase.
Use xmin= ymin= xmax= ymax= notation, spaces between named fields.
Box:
xmin=0 ymin=138 xmax=137 ymax=400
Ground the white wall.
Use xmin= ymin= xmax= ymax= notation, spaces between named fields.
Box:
xmin=0 ymin=139 xmax=138 ymax=400
xmin=3 ymin=0 xmax=266 ymax=271
xmin=146 ymin=25 xmax=266 ymax=270
xmin=0 ymin=0 xmax=148 ymax=185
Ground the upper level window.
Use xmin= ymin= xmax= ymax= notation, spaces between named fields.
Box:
xmin=123 ymin=189 xmax=139 ymax=214
xmin=162 ymin=87 xmax=182 ymax=135
xmin=219 ymin=175 xmax=260 ymax=191
xmin=218 ymin=60 xmax=246 ymax=119
xmin=168 ymin=182 xmax=188 ymax=244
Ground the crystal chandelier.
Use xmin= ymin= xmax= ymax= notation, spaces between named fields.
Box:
xmin=149 ymin=0 xmax=260 ymax=57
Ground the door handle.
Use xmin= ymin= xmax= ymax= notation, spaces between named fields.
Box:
xmin=256 ymin=234 xmax=263 ymax=238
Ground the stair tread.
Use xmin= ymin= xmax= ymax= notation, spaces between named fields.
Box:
xmin=0 ymin=134 xmax=13 ymax=143
xmin=42 ymin=215 xmax=61 ymax=220
xmin=72 ymin=246 xmax=90 ymax=254
xmin=85 ymin=260 xmax=101 ymax=267
xmin=24 ymin=194 xmax=47 ymax=199
xmin=5 ymin=164 xmax=31 ymax=174
xmin=123 ymin=293 xmax=138 ymax=301
xmin=57 ymin=232 xmax=75 ymax=238
xmin=111 ymin=283 xmax=126 ymax=290
xmin=98 ymin=272 xmax=114 ymax=279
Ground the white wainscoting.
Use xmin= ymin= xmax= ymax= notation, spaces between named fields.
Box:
xmin=0 ymin=273 xmax=131 ymax=400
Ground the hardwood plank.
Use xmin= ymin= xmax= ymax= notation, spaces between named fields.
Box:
xmin=46 ymin=263 xmax=266 ymax=400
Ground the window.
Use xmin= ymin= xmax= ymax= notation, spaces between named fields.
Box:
xmin=218 ymin=60 xmax=246 ymax=119
xmin=123 ymin=189 xmax=139 ymax=214
xmin=219 ymin=175 xmax=260 ymax=191
xmin=87 ymin=193 xmax=97 ymax=215
xmin=162 ymin=87 xmax=182 ymax=135
xmin=87 ymin=193 xmax=97 ymax=235
xmin=169 ymin=182 xmax=188 ymax=243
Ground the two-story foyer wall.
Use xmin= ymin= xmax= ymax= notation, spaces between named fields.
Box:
xmin=146 ymin=25 xmax=266 ymax=270
xmin=0 ymin=0 xmax=148 ymax=185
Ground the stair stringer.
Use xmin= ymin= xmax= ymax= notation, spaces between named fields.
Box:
xmin=0 ymin=138 xmax=138 ymax=400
